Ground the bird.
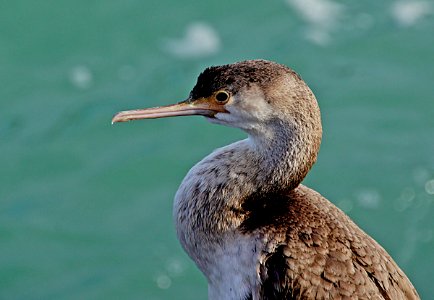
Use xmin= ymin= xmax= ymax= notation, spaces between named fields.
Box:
xmin=112 ymin=60 xmax=419 ymax=300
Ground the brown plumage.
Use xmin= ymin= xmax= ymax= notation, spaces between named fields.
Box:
xmin=112 ymin=60 xmax=419 ymax=299
xmin=243 ymin=185 xmax=418 ymax=299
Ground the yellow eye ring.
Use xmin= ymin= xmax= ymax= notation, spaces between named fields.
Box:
xmin=214 ymin=90 xmax=230 ymax=103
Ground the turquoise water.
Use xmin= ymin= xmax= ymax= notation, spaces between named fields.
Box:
xmin=1 ymin=0 xmax=433 ymax=299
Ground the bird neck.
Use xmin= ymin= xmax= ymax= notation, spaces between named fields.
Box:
xmin=175 ymin=119 xmax=321 ymax=232
xmin=246 ymin=119 xmax=320 ymax=193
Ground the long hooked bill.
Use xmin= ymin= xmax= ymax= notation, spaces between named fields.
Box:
xmin=112 ymin=99 xmax=227 ymax=124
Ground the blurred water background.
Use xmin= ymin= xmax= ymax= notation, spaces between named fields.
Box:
xmin=1 ymin=0 xmax=433 ymax=299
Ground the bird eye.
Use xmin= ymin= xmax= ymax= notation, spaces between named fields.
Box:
xmin=215 ymin=91 xmax=230 ymax=103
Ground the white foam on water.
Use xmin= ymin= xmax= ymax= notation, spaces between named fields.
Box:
xmin=165 ymin=258 xmax=185 ymax=277
xmin=69 ymin=65 xmax=93 ymax=89
xmin=355 ymin=189 xmax=381 ymax=209
xmin=394 ymin=187 xmax=416 ymax=212
xmin=392 ymin=1 xmax=432 ymax=26
xmin=305 ymin=29 xmax=331 ymax=46
xmin=155 ymin=273 xmax=172 ymax=289
xmin=162 ymin=22 xmax=221 ymax=58
xmin=337 ymin=198 xmax=354 ymax=213
xmin=425 ymin=179 xmax=434 ymax=195
xmin=286 ymin=0 xmax=344 ymax=46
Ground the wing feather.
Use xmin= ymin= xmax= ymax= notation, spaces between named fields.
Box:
xmin=241 ymin=185 xmax=419 ymax=299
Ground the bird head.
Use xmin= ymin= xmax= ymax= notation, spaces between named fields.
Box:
xmin=112 ymin=60 xmax=321 ymax=142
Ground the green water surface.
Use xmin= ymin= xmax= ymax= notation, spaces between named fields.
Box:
xmin=1 ymin=0 xmax=433 ymax=299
